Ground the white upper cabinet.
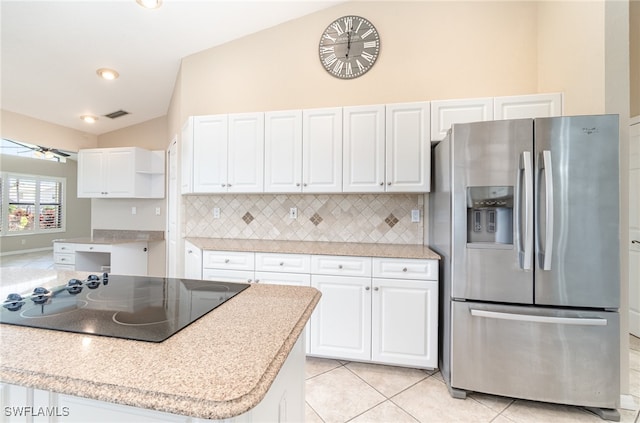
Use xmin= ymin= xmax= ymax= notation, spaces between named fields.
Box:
xmin=385 ymin=102 xmax=431 ymax=192
xmin=302 ymin=108 xmax=343 ymax=193
xmin=78 ymin=147 xmax=164 ymax=198
xmin=182 ymin=113 xmax=264 ymax=194
xmin=228 ymin=113 xmax=264 ymax=193
xmin=343 ymin=105 xmax=386 ymax=193
xmin=193 ymin=114 xmax=228 ymax=193
xmin=430 ymin=97 xmax=493 ymax=142
xmin=494 ymin=93 xmax=563 ymax=120
xmin=264 ymin=110 xmax=303 ymax=193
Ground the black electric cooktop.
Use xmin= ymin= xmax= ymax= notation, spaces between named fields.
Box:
xmin=0 ymin=274 xmax=250 ymax=342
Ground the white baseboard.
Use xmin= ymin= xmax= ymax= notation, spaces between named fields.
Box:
xmin=620 ymin=394 xmax=638 ymax=411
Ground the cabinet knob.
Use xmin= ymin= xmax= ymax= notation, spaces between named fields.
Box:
xmin=221 ymin=184 xmax=226 ymax=187
xmin=296 ymin=183 xmax=301 ymax=187
xmin=303 ymin=183 xmax=308 ymax=187
xmin=224 ymin=259 xmax=230 ymax=263
xmin=379 ymin=182 xmax=384 ymax=186
xmin=338 ymin=264 xmax=343 ymax=269
xmin=402 ymin=267 xmax=408 ymax=272
xmin=227 ymin=184 xmax=232 ymax=187
xmin=279 ymin=262 xmax=284 ymax=266
xmin=188 ymin=250 xmax=193 ymax=254
xmin=255 ymin=279 xmax=260 ymax=283
xmin=89 ymin=247 xmax=94 ymax=250
xmin=248 ymin=279 xmax=253 ymax=283
xmin=374 ymin=287 xmax=379 ymax=291
xmin=365 ymin=286 xmax=370 ymax=291
xmin=387 ymin=182 xmax=391 ymax=186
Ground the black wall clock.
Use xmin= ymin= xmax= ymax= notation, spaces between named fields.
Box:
xmin=319 ymin=15 xmax=380 ymax=80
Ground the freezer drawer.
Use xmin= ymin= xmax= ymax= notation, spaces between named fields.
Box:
xmin=450 ymin=301 xmax=619 ymax=409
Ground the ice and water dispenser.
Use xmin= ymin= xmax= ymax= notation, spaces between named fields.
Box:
xmin=466 ymin=186 xmax=513 ymax=245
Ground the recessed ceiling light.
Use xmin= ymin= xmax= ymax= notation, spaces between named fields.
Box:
xmin=80 ymin=115 xmax=98 ymax=124
xmin=96 ymin=68 xmax=119 ymax=80
xmin=136 ymin=0 xmax=162 ymax=9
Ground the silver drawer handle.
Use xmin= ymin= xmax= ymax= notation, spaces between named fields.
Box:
xmin=470 ymin=309 xmax=607 ymax=326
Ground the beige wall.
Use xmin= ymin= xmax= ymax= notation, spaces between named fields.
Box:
xmin=97 ymin=115 xmax=168 ymax=150
xmin=178 ymin=1 xmax=539 ymax=124
xmin=1 ymin=109 xmax=98 ymax=152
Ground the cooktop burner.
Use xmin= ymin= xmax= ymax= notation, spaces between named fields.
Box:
xmin=0 ymin=274 xmax=250 ymax=342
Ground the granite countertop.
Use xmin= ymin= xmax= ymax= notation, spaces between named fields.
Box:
xmin=186 ymin=238 xmax=441 ymax=260
xmin=54 ymin=230 xmax=165 ymax=245
xmin=0 ymin=268 xmax=320 ymax=420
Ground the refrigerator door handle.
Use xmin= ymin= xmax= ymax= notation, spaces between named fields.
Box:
xmin=538 ymin=150 xmax=554 ymax=270
xmin=517 ymin=151 xmax=534 ymax=270
xmin=470 ymin=309 xmax=607 ymax=326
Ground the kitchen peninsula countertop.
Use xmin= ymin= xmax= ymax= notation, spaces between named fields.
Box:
xmin=0 ymin=268 xmax=320 ymax=420
xmin=186 ymin=238 xmax=441 ymax=260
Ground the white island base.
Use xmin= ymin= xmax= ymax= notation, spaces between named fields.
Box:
xmin=1 ymin=335 xmax=305 ymax=423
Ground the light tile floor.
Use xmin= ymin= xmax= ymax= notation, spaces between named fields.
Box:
xmin=2 ymin=251 xmax=639 ymax=422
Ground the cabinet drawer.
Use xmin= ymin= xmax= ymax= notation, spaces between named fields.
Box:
xmin=203 ymin=251 xmax=254 ymax=271
xmin=54 ymin=253 xmax=75 ymax=265
xmin=54 ymin=243 xmax=75 ymax=253
xmin=311 ymin=255 xmax=372 ymax=277
xmin=373 ymin=258 xmax=438 ymax=280
xmin=202 ymin=269 xmax=254 ymax=284
xmin=74 ymin=243 xmax=112 ymax=253
xmin=255 ymin=253 xmax=310 ymax=274
xmin=255 ymin=271 xmax=310 ymax=286
xmin=54 ymin=264 xmax=76 ymax=271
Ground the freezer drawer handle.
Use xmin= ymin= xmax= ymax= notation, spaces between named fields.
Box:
xmin=470 ymin=309 xmax=607 ymax=326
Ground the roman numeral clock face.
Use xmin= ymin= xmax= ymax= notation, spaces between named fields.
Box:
xmin=319 ymin=16 xmax=380 ymax=79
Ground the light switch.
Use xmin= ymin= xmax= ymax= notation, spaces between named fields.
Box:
xmin=289 ymin=207 xmax=297 ymax=219
xmin=155 ymin=207 xmax=161 ymax=216
xmin=131 ymin=207 xmax=137 ymax=215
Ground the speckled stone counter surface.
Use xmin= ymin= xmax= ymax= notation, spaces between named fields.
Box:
xmin=186 ymin=238 xmax=441 ymax=260
xmin=0 ymin=268 xmax=320 ymax=419
xmin=54 ymin=229 xmax=164 ymax=245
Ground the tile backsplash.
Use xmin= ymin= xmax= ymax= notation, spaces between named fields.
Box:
xmin=184 ymin=194 xmax=425 ymax=244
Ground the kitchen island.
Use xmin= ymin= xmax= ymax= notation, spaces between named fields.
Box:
xmin=0 ymin=268 xmax=320 ymax=422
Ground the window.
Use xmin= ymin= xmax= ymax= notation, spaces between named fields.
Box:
xmin=0 ymin=173 xmax=65 ymax=235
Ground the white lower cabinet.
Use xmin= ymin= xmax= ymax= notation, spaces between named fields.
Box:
xmin=53 ymin=242 xmax=148 ymax=275
xmin=197 ymin=248 xmax=439 ymax=368
xmin=184 ymin=241 xmax=202 ymax=279
xmin=310 ymin=274 xmax=372 ymax=361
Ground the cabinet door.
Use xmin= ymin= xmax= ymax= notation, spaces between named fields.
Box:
xmin=228 ymin=112 xmax=264 ymax=193
xmin=104 ymin=149 xmax=136 ymax=197
xmin=494 ymin=93 xmax=562 ymax=120
xmin=193 ymin=115 xmax=228 ymax=193
xmin=385 ymin=102 xmax=430 ymax=192
xmin=372 ymin=278 xmax=438 ymax=368
xmin=343 ymin=105 xmax=385 ymax=192
xmin=77 ymin=150 xmax=106 ymax=197
xmin=264 ymin=110 xmax=303 ymax=193
xmin=184 ymin=241 xmax=202 ymax=280
xmin=181 ymin=117 xmax=194 ymax=194
xmin=310 ymin=274 xmax=371 ymax=361
xmin=430 ymin=97 xmax=493 ymax=142
xmin=302 ymin=108 xmax=342 ymax=192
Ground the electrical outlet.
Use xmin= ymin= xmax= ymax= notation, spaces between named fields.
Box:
xmin=131 ymin=207 xmax=137 ymax=215
xmin=411 ymin=209 xmax=420 ymax=223
xmin=155 ymin=207 xmax=161 ymax=216
xmin=289 ymin=207 xmax=297 ymax=219
xmin=213 ymin=207 xmax=221 ymax=219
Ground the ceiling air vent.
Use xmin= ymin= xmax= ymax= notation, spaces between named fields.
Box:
xmin=104 ymin=110 xmax=130 ymax=119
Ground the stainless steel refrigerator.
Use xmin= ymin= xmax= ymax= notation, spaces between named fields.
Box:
xmin=430 ymin=115 xmax=620 ymax=420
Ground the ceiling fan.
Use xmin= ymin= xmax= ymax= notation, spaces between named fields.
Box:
xmin=12 ymin=140 xmax=71 ymax=158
